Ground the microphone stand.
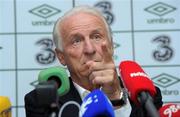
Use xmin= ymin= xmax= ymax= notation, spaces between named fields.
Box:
xmin=36 ymin=81 xmax=59 ymax=117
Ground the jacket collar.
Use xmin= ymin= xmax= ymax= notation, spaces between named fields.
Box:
xmin=58 ymin=77 xmax=82 ymax=105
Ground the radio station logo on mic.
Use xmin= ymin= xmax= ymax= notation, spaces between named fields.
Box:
xmin=159 ymin=103 xmax=180 ymax=117
xmin=80 ymin=95 xmax=98 ymax=116
xmin=130 ymin=72 xmax=149 ymax=78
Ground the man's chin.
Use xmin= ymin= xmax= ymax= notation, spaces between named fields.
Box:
xmin=92 ymin=84 xmax=101 ymax=90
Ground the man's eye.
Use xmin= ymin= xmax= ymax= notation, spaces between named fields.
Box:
xmin=72 ymin=38 xmax=81 ymax=45
xmin=93 ymin=34 xmax=101 ymax=41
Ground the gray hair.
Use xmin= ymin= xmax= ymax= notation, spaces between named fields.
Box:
xmin=53 ymin=5 xmax=112 ymax=51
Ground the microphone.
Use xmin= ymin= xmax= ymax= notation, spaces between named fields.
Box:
xmin=159 ymin=103 xmax=180 ymax=117
xmin=79 ymin=89 xmax=115 ymax=117
xmin=0 ymin=96 xmax=11 ymax=117
xmin=119 ymin=60 xmax=159 ymax=117
xmin=36 ymin=66 xmax=70 ymax=117
xmin=37 ymin=66 xmax=70 ymax=103
xmin=38 ymin=66 xmax=70 ymax=96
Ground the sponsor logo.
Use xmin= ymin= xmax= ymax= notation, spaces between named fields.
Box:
xmin=130 ymin=72 xmax=149 ymax=78
xmin=152 ymin=73 xmax=180 ymax=88
xmin=29 ymin=4 xmax=61 ymax=19
xmin=29 ymin=4 xmax=61 ymax=26
xmin=144 ymin=2 xmax=176 ymax=24
xmin=152 ymin=35 xmax=174 ymax=62
xmin=94 ymin=1 xmax=114 ymax=25
xmin=145 ymin=2 xmax=176 ymax=16
xmin=152 ymin=73 xmax=180 ymax=96
xmin=35 ymin=38 xmax=56 ymax=65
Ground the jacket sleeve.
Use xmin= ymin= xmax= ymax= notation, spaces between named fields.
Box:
xmin=153 ymin=86 xmax=163 ymax=110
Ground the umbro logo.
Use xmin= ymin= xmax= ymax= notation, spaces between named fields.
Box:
xmin=29 ymin=4 xmax=61 ymax=19
xmin=152 ymin=73 xmax=180 ymax=88
xmin=145 ymin=2 xmax=176 ymax=16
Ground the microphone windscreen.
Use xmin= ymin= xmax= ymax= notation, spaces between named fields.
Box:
xmin=79 ymin=89 xmax=114 ymax=117
xmin=119 ymin=60 xmax=156 ymax=104
xmin=159 ymin=103 xmax=180 ymax=117
xmin=38 ymin=66 xmax=70 ymax=96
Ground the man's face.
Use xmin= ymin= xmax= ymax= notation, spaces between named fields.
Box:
xmin=56 ymin=12 xmax=113 ymax=86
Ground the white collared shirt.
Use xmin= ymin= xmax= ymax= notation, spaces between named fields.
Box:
xmin=73 ymin=82 xmax=132 ymax=117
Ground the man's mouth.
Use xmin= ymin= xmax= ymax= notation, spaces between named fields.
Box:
xmin=83 ymin=60 xmax=100 ymax=64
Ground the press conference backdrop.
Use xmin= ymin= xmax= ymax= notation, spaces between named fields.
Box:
xmin=0 ymin=0 xmax=180 ymax=116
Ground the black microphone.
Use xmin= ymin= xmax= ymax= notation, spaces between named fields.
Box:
xmin=35 ymin=66 xmax=70 ymax=117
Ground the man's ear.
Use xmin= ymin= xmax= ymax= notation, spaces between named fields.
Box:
xmin=55 ymin=48 xmax=66 ymax=66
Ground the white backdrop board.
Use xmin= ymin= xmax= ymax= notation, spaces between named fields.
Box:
xmin=0 ymin=0 xmax=180 ymax=116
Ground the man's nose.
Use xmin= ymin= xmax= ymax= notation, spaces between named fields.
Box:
xmin=83 ymin=39 xmax=96 ymax=55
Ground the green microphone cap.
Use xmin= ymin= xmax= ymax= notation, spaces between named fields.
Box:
xmin=38 ymin=66 xmax=70 ymax=96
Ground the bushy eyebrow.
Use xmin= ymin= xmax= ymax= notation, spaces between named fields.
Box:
xmin=69 ymin=29 xmax=103 ymax=39
xmin=90 ymin=29 xmax=104 ymax=35
xmin=66 ymin=28 xmax=104 ymax=42
xmin=70 ymin=33 xmax=82 ymax=38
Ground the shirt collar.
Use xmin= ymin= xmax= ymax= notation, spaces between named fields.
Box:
xmin=73 ymin=82 xmax=90 ymax=100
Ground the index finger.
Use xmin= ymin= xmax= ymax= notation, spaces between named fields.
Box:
xmin=101 ymin=41 xmax=113 ymax=63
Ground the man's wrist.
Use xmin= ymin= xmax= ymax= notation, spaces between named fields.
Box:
xmin=110 ymin=88 xmax=128 ymax=107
